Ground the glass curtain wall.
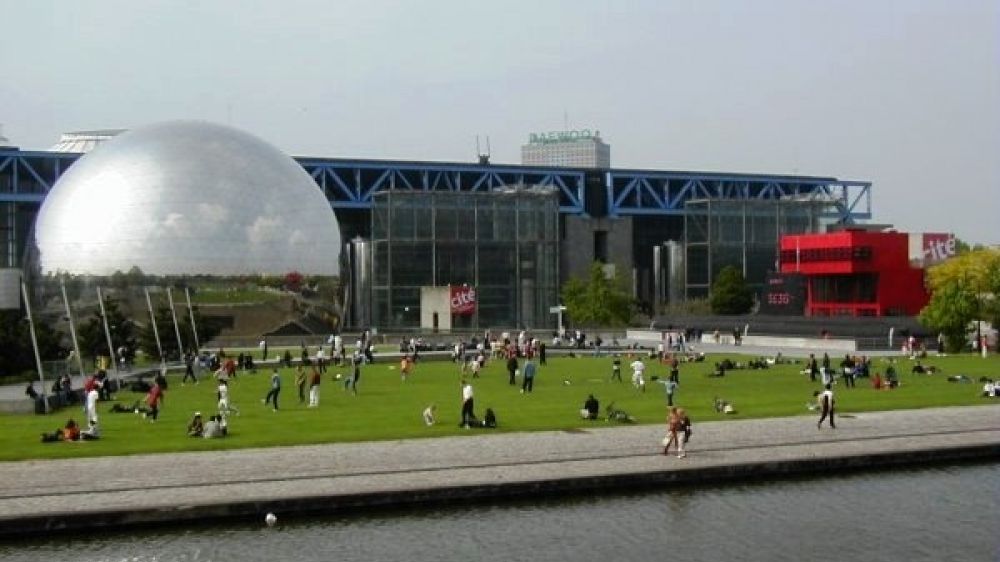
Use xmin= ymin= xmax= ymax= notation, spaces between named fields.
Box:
xmin=370 ymin=189 xmax=559 ymax=330
xmin=684 ymin=199 xmax=832 ymax=300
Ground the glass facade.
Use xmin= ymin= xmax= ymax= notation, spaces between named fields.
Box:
xmin=684 ymin=199 xmax=834 ymax=299
xmin=369 ymin=189 xmax=560 ymax=330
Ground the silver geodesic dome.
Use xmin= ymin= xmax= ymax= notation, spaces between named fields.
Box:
xmin=29 ymin=120 xmax=341 ymax=276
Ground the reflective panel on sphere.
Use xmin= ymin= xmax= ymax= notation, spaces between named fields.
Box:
xmin=30 ymin=121 xmax=341 ymax=276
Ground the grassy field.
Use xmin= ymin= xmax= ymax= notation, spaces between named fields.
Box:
xmin=189 ymin=287 xmax=283 ymax=305
xmin=1 ymin=351 xmax=997 ymax=462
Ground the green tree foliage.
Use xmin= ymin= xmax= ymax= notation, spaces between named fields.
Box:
xmin=76 ymin=296 xmax=136 ymax=362
xmin=561 ymin=262 xmax=632 ymax=327
xmin=138 ymin=301 xmax=219 ymax=361
xmin=0 ymin=309 xmax=65 ymax=380
xmin=920 ymin=248 xmax=1000 ymax=352
xmin=710 ymin=266 xmax=754 ymax=315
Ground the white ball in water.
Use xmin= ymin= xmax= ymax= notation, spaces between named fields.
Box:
xmin=265 ymin=512 xmax=277 ymax=527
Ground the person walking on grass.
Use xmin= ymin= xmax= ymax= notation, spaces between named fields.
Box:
xmin=630 ymin=357 xmax=646 ymax=392
xmin=263 ymin=369 xmax=281 ymax=411
xmin=144 ymin=382 xmax=163 ymax=422
xmin=308 ymin=366 xmax=321 ymax=407
xmin=521 ymin=359 xmax=536 ymax=393
xmin=653 ymin=376 xmax=678 ymax=406
xmin=295 ymin=365 xmax=306 ymax=404
xmin=506 ymin=354 xmax=519 ymax=386
xmin=217 ymin=379 xmax=239 ymax=418
xmin=182 ymin=351 xmax=198 ymax=385
xmin=611 ymin=355 xmax=622 ymax=382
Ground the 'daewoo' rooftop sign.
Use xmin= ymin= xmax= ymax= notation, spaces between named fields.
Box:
xmin=528 ymin=129 xmax=600 ymax=145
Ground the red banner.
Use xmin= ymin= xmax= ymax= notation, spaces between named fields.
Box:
xmin=450 ymin=285 xmax=476 ymax=316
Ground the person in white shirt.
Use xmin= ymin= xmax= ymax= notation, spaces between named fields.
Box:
xmin=630 ymin=358 xmax=646 ymax=392
xmin=217 ymin=379 xmax=239 ymax=417
xmin=460 ymin=380 xmax=475 ymax=428
xmin=983 ymin=381 xmax=996 ymax=397
xmin=315 ymin=347 xmax=326 ymax=373
xmin=817 ymin=384 xmax=835 ymax=429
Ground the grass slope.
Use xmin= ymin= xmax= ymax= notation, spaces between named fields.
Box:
xmin=1 ymin=352 xmax=996 ymax=461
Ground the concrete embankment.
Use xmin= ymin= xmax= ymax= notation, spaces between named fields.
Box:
xmin=0 ymin=405 xmax=996 ymax=537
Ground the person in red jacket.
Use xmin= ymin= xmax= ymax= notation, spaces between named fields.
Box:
xmin=145 ymin=382 xmax=164 ymax=421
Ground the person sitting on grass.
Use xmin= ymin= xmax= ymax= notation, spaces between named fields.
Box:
xmin=714 ymin=396 xmax=736 ymax=414
xmin=580 ymin=394 xmax=600 ymax=420
xmin=983 ymin=380 xmax=996 ymax=397
xmin=422 ymin=404 xmax=436 ymax=426
xmin=41 ymin=418 xmax=79 ymax=442
xmin=187 ymin=412 xmax=204 ymax=437
xmin=203 ymin=414 xmax=226 ymax=438
xmin=483 ymin=407 xmax=498 ymax=428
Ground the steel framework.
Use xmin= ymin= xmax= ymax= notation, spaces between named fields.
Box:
xmin=0 ymin=149 xmax=870 ymax=220
xmin=606 ymin=169 xmax=870 ymax=221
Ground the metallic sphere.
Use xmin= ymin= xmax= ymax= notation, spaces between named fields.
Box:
xmin=31 ymin=121 xmax=341 ymax=276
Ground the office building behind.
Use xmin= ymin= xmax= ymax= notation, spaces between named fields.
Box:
xmin=521 ymin=129 xmax=610 ymax=168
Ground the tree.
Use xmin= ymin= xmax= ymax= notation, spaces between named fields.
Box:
xmin=710 ymin=266 xmax=754 ymax=315
xmin=76 ymin=296 xmax=136 ymax=363
xmin=561 ymin=262 xmax=632 ymax=327
xmin=137 ymin=304 xmax=179 ymax=362
xmin=0 ymin=309 xmax=65 ymax=380
xmin=920 ymin=248 xmax=1000 ymax=352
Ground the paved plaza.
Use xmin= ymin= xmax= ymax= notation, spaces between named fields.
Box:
xmin=0 ymin=404 xmax=996 ymax=535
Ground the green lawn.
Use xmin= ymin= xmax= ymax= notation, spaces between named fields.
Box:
xmin=189 ymin=287 xmax=283 ymax=305
xmin=1 ymin=352 xmax=996 ymax=461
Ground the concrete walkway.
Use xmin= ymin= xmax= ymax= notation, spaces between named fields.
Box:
xmin=0 ymin=404 xmax=997 ymax=536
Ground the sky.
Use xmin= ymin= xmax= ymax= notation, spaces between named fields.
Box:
xmin=1 ymin=0 xmax=997 ymax=244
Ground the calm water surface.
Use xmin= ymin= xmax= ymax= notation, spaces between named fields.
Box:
xmin=3 ymin=463 xmax=997 ymax=562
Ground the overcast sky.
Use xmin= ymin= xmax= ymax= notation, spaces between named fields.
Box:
xmin=1 ymin=0 xmax=997 ymax=244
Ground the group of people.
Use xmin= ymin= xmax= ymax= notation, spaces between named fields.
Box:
xmin=806 ymin=353 xmax=877 ymax=388
xmin=186 ymin=411 xmax=227 ymax=438
xmin=457 ymin=378 xmax=497 ymax=429
xmin=41 ymin=418 xmax=100 ymax=442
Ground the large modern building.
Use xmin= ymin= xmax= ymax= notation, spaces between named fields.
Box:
xmin=0 ymin=122 xmax=873 ymax=331
xmin=521 ymin=129 xmax=611 ymax=168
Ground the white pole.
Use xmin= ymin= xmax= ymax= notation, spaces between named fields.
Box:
xmin=144 ymin=287 xmax=165 ymax=367
xmin=60 ymin=278 xmax=85 ymax=377
xmin=96 ymin=287 xmax=118 ymax=382
xmin=21 ymin=280 xmax=48 ymax=414
xmin=167 ymin=287 xmax=184 ymax=360
xmin=184 ymin=287 xmax=200 ymax=351
xmin=795 ymin=238 xmax=801 ymax=272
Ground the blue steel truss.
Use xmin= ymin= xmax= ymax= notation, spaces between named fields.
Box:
xmin=605 ymin=170 xmax=871 ymax=223
xmin=0 ymin=149 xmax=870 ymax=222
xmin=0 ymin=150 xmax=80 ymax=204
xmin=297 ymin=159 xmax=586 ymax=213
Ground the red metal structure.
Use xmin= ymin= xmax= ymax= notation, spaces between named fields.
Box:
xmin=779 ymin=230 xmax=929 ymax=317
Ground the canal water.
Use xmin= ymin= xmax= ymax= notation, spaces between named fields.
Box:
xmin=2 ymin=463 xmax=997 ymax=562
